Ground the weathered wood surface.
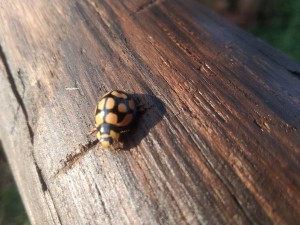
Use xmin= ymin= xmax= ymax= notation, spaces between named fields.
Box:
xmin=0 ymin=0 xmax=300 ymax=224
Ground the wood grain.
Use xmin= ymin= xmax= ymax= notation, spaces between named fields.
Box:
xmin=0 ymin=0 xmax=300 ymax=224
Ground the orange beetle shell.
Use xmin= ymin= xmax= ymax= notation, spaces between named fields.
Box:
xmin=95 ymin=90 xmax=137 ymax=149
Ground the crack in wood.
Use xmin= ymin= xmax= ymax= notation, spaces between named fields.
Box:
xmin=17 ymin=68 xmax=26 ymax=96
xmin=158 ymin=23 xmax=206 ymax=69
xmin=33 ymin=156 xmax=48 ymax=192
xmin=33 ymin=153 xmax=63 ymax=224
xmin=95 ymin=184 xmax=112 ymax=223
xmin=255 ymin=47 xmax=300 ymax=78
xmin=180 ymin=127 xmax=258 ymax=223
xmin=288 ymin=69 xmax=300 ymax=78
xmin=85 ymin=0 xmax=111 ymax=29
xmin=0 ymin=44 xmax=34 ymax=144
xmin=54 ymin=139 xmax=98 ymax=177
xmin=205 ymin=161 xmax=256 ymax=224
xmin=10 ymin=69 xmax=26 ymax=134
xmin=230 ymin=193 xmax=254 ymax=225
xmin=135 ymin=0 xmax=158 ymax=13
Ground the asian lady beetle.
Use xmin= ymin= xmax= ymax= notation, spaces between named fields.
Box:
xmin=93 ymin=90 xmax=137 ymax=149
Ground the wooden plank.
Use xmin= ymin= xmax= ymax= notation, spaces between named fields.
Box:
xmin=0 ymin=0 xmax=300 ymax=224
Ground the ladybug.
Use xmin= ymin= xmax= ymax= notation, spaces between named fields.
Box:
xmin=93 ymin=90 xmax=137 ymax=149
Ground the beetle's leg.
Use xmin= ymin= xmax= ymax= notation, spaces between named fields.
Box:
xmin=111 ymin=141 xmax=124 ymax=151
xmin=88 ymin=127 xmax=97 ymax=135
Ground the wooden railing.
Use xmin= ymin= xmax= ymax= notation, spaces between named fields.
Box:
xmin=0 ymin=0 xmax=299 ymax=224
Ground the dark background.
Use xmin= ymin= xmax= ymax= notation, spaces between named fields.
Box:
xmin=203 ymin=0 xmax=300 ymax=62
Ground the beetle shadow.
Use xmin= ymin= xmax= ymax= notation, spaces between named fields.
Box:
xmin=119 ymin=93 xmax=166 ymax=150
